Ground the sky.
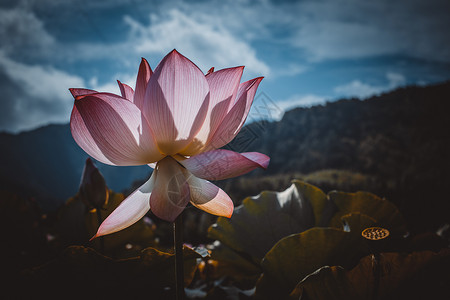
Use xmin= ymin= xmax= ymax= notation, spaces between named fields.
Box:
xmin=1 ymin=0 xmax=449 ymax=133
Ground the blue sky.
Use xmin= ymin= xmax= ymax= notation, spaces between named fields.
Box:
xmin=1 ymin=0 xmax=449 ymax=133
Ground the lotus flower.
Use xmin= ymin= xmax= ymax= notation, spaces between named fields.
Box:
xmin=70 ymin=50 xmax=269 ymax=238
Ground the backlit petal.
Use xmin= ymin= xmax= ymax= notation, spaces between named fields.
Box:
xmin=179 ymin=149 xmax=270 ymax=180
xmin=187 ymin=175 xmax=233 ymax=217
xmin=134 ymin=58 xmax=152 ymax=110
xmin=181 ymin=66 xmax=244 ymax=155
xmin=92 ymin=175 xmax=154 ymax=239
xmin=150 ymin=156 xmax=191 ymax=221
xmin=117 ymin=80 xmax=134 ymax=101
xmin=206 ymin=77 xmax=263 ymax=149
xmin=71 ymin=92 xmax=163 ymax=166
xmin=69 ymin=88 xmax=97 ymax=98
xmin=234 ymin=77 xmax=263 ymax=130
xmin=144 ymin=50 xmax=210 ymax=155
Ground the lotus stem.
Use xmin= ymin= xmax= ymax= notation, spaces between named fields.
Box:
xmin=174 ymin=212 xmax=185 ymax=300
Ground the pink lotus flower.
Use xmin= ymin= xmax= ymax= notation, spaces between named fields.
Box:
xmin=70 ymin=50 xmax=269 ymax=238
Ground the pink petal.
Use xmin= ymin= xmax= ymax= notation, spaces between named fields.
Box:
xmin=235 ymin=77 xmax=263 ymax=129
xmin=206 ymin=77 xmax=263 ymax=149
xmin=134 ymin=58 xmax=152 ymax=110
xmin=181 ymin=67 xmax=244 ymax=155
xmin=187 ymin=175 xmax=233 ymax=218
xmin=179 ymin=149 xmax=270 ymax=180
xmin=241 ymin=152 xmax=270 ymax=169
xmin=143 ymin=50 xmax=210 ymax=155
xmin=150 ymin=156 xmax=191 ymax=222
xmin=92 ymin=176 xmax=154 ymax=239
xmin=70 ymin=92 xmax=163 ymax=166
xmin=69 ymin=88 xmax=97 ymax=98
xmin=117 ymin=80 xmax=134 ymax=101
xmin=206 ymin=67 xmax=214 ymax=75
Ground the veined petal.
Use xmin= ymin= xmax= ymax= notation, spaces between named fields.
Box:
xmin=150 ymin=156 xmax=191 ymax=222
xmin=181 ymin=66 xmax=244 ymax=156
xmin=187 ymin=175 xmax=233 ymax=218
xmin=71 ymin=92 xmax=163 ymax=166
xmin=179 ymin=149 xmax=270 ymax=180
xmin=134 ymin=58 xmax=152 ymax=110
xmin=144 ymin=49 xmax=210 ymax=155
xmin=206 ymin=77 xmax=263 ymax=149
xmin=241 ymin=152 xmax=270 ymax=169
xmin=117 ymin=80 xmax=134 ymax=101
xmin=69 ymin=88 xmax=97 ymax=98
xmin=234 ymin=77 xmax=263 ymax=130
xmin=92 ymin=175 xmax=154 ymax=239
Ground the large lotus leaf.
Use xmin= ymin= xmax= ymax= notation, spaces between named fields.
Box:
xmin=208 ymin=180 xmax=335 ymax=265
xmin=328 ymin=191 xmax=407 ymax=236
xmin=20 ymin=245 xmax=201 ymax=298
xmin=292 ymin=179 xmax=336 ymax=227
xmin=289 ymin=249 xmax=450 ymax=300
xmin=209 ymin=241 xmax=262 ymax=285
xmin=255 ymin=227 xmax=369 ymax=299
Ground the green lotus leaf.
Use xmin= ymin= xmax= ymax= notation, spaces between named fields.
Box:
xmin=207 ymin=181 xmax=335 ymax=276
xmin=289 ymin=249 xmax=450 ymax=300
xmin=328 ymin=191 xmax=407 ymax=236
xmin=209 ymin=241 xmax=262 ymax=285
xmin=208 ymin=180 xmax=407 ymax=287
xmin=208 ymin=181 xmax=334 ymax=260
xmin=255 ymin=227 xmax=369 ymax=299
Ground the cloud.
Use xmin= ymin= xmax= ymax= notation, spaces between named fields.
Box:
xmin=333 ymin=80 xmax=383 ymax=99
xmin=270 ymin=63 xmax=308 ymax=78
xmin=334 ymin=72 xmax=406 ymax=99
xmin=277 ymin=94 xmax=328 ymax=110
xmin=123 ymin=9 xmax=270 ymax=76
xmin=247 ymin=93 xmax=328 ymax=122
xmin=0 ymin=52 xmax=84 ymax=133
xmin=0 ymin=6 xmax=55 ymax=60
xmin=287 ymin=0 xmax=450 ymax=62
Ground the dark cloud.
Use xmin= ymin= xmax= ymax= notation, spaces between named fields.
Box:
xmin=0 ymin=6 xmax=55 ymax=61
xmin=285 ymin=0 xmax=450 ymax=62
xmin=0 ymin=70 xmax=25 ymax=130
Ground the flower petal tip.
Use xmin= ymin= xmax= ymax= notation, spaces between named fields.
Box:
xmin=169 ymin=49 xmax=180 ymax=56
xmin=89 ymin=233 xmax=99 ymax=241
xmin=260 ymin=155 xmax=270 ymax=169
xmin=242 ymin=152 xmax=270 ymax=170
